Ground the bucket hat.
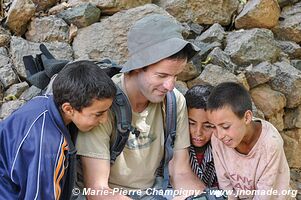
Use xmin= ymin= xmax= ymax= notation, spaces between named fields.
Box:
xmin=121 ymin=14 xmax=200 ymax=73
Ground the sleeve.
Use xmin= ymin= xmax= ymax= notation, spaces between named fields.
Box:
xmin=173 ymin=89 xmax=191 ymax=150
xmin=1 ymin=117 xmax=61 ymax=200
xmin=0 ymin=123 xmax=19 ymax=200
xmin=76 ymin=110 xmax=114 ymax=160
xmin=254 ymin=139 xmax=292 ymax=200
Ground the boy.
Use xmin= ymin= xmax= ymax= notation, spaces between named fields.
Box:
xmin=207 ymin=82 xmax=293 ymax=199
xmin=0 ymin=61 xmax=116 ymax=200
xmin=185 ymin=84 xmax=218 ymax=187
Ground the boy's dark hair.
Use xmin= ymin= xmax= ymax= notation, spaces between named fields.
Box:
xmin=185 ymin=84 xmax=214 ymax=110
xmin=53 ymin=60 xmax=117 ymax=111
xmin=207 ymin=82 xmax=252 ymax=118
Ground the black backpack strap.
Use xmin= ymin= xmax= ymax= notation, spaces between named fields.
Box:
xmin=94 ymin=59 xmax=122 ymax=78
xmin=39 ymin=43 xmax=55 ymax=59
xmin=60 ymin=123 xmax=78 ymax=200
xmin=110 ymin=85 xmax=139 ymax=164
xmin=162 ymin=90 xmax=177 ymax=190
xmin=23 ymin=44 xmax=69 ymax=89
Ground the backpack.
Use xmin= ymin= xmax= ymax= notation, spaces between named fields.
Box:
xmin=23 ymin=44 xmax=177 ymax=190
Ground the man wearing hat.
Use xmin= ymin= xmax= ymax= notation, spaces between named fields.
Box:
xmin=76 ymin=14 xmax=205 ymax=199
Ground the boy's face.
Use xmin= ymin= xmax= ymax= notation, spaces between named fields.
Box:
xmin=135 ymin=58 xmax=187 ymax=103
xmin=207 ymin=106 xmax=248 ymax=148
xmin=70 ymin=98 xmax=113 ymax=132
xmin=188 ymin=108 xmax=214 ymax=147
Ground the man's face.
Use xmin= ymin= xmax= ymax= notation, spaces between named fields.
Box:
xmin=188 ymin=108 xmax=214 ymax=148
xmin=207 ymin=106 xmax=247 ymax=148
xmin=136 ymin=58 xmax=187 ymax=103
xmin=72 ymin=98 xmax=113 ymax=132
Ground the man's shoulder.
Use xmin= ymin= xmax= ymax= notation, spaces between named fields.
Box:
xmin=172 ymin=87 xmax=186 ymax=106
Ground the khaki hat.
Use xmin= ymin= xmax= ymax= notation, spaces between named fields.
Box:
xmin=121 ymin=14 xmax=200 ymax=73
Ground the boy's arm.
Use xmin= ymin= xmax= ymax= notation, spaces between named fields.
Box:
xmin=80 ymin=157 xmax=131 ymax=200
xmin=169 ymin=148 xmax=205 ymax=196
xmin=0 ymin=126 xmax=62 ymax=200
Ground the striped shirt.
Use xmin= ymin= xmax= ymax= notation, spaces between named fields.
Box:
xmin=189 ymin=143 xmax=217 ymax=187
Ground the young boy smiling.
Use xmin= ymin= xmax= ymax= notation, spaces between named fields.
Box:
xmin=207 ymin=82 xmax=293 ymax=200
xmin=185 ymin=84 xmax=218 ymax=187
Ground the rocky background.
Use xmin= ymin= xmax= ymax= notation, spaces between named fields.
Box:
xmin=0 ymin=0 xmax=300 ymax=198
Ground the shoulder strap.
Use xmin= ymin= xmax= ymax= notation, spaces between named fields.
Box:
xmin=110 ymin=85 xmax=139 ymax=164
xmin=162 ymin=90 xmax=177 ymax=189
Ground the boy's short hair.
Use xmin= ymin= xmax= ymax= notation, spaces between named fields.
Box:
xmin=207 ymin=82 xmax=252 ymax=118
xmin=52 ymin=60 xmax=116 ymax=111
xmin=185 ymin=84 xmax=213 ymax=110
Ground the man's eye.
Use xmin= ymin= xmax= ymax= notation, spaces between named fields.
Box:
xmin=157 ymin=74 xmax=167 ymax=78
xmin=223 ymin=126 xmax=230 ymax=129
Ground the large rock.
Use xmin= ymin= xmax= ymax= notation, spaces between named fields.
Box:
xmin=250 ymin=84 xmax=286 ymax=118
xmin=267 ymin=110 xmax=284 ymax=131
xmin=284 ymin=106 xmax=301 ymax=129
xmin=10 ymin=36 xmax=73 ymax=78
xmin=277 ymin=0 xmax=299 ymax=8
xmin=0 ymin=26 xmax=11 ymax=47
xmin=195 ymin=23 xmax=225 ymax=43
xmin=291 ymin=59 xmax=301 ymax=71
xmin=187 ymin=64 xmax=239 ymax=88
xmin=245 ymin=62 xmax=277 ymax=88
xmin=192 ymin=41 xmax=222 ymax=68
xmin=67 ymin=0 xmax=152 ymax=15
xmin=0 ymin=54 xmax=10 ymax=67
xmin=272 ymin=2 xmax=301 ymax=43
xmin=25 ymin=15 xmax=69 ymax=43
xmin=0 ymin=64 xmax=19 ymax=88
xmin=177 ymin=62 xmax=200 ymax=82
xmin=276 ymin=40 xmax=301 ymax=59
xmin=72 ymin=4 xmax=170 ymax=64
xmin=156 ymin=0 xmax=239 ymax=26
xmin=235 ymin=0 xmax=280 ymax=29
xmin=58 ymin=3 xmax=101 ymax=28
xmin=0 ymin=100 xmax=26 ymax=120
xmin=224 ymin=28 xmax=280 ymax=67
xmin=4 ymin=82 xmax=29 ymax=99
xmin=19 ymin=85 xmax=42 ymax=101
xmin=207 ymin=47 xmax=237 ymax=73
xmin=270 ymin=62 xmax=301 ymax=108
xmin=5 ymin=0 xmax=35 ymax=35
xmin=32 ymin=0 xmax=59 ymax=11
xmin=281 ymin=129 xmax=301 ymax=168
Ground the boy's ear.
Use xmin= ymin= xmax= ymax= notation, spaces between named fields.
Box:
xmin=61 ymin=102 xmax=74 ymax=116
xmin=244 ymin=110 xmax=253 ymax=124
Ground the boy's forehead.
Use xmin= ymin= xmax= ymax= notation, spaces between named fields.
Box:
xmin=208 ymin=106 xmax=238 ymax=119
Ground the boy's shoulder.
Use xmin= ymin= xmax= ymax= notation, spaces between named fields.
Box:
xmin=255 ymin=118 xmax=284 ymax=150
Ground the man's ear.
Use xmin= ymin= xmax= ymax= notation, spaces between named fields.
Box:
xmin=244 ymin=110 xmax=253 ymax=124
xmin=61 ymin=102 xmax=74 ymax=116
